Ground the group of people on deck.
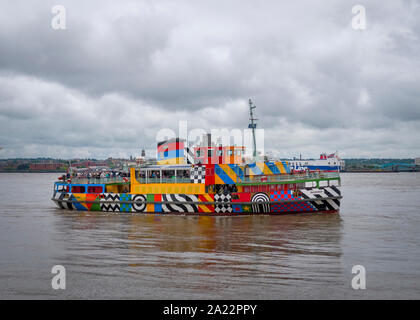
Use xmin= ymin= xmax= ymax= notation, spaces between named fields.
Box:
xmin=139 ymin=170 xmax=190 ymax=180
xmin=59 ymin=170 xmax=129 ymax=182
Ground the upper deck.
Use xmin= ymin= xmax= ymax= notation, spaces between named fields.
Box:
xmin=56 ymin=165 xmax=340 ymax=186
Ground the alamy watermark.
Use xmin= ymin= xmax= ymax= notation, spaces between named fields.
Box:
xmin=351 ymin=265 xmax=366 ymax=290
xmin=351 ymin=5 xmax=366 ymax=30
xmin=51 ymin=265 xmax=66 ymax=290
xmin=51 ymin=5 xmax=66 ymax=30
xmin=156 ymin=120 xmax=265 ymax=162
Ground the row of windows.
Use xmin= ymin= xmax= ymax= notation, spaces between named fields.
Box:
xmin=196 ymin=149 xmax=244 ymax=157
xmin=57 ymin=183 xmax=303 ymax=194
xmin=56 ymin=185 xmax=104 ymax=193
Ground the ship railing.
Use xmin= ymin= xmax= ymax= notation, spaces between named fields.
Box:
xmin=239 ymin=171 xmax=340 ymax=184
xmin=136 ymin=177 xmax=192 ymax=184
xmin=57 ymin=177 xmax=129 ymax=184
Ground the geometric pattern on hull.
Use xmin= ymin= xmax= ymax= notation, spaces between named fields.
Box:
xmin=55 ymin=186 xmax=340 ymax=214
xmin=190 ymin=165 xmax=206 ymax=184
xmin=214 ymin=193 xmax=232 ymax=213
xmin=161 ymin=194 xmax=199 ymax=213
xmin=119 ymin=193 xmax=132 ymax=212
xmin=132 ymin=194 xmax=147 ymax=212
xmin=251 ymin=192 xmax=270 ymax=213
xmin=299 ymin=186 xmax=341 ymax=211
xmin=100 ymin=193 xmax=120 ymax=212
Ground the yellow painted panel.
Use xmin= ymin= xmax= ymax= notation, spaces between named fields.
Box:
xmin=130 ymin=183 xmax=205 ymax=195
xmin=146 ymin=203 xmax=154 ymax=212
xmin=157 ymin=157 xmax=185 ymax=165
xmin=106 ymin=184 xmax=120 ymax=193
xmin=130 ymin=167 xmax=137 ymax=185
xmin=275 ymin=161 xmax=286 ymax=174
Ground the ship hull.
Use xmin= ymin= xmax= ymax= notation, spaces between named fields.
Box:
xmin=52 ymin=186 xmax=342 ymax=215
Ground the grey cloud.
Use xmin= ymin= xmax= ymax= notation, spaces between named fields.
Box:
xmin=0 ymin=0 xmax=419 ymax=158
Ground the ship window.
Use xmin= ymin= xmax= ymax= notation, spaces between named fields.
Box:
xmin=208 ymin=150 xmax=213 ymax=157
xmin=88 ymin=186 xmax=103 ymax=193
xmin=196 ymin=149 xmax=201 ymax=157
xmin=72 ymin=186 xmax=86 ymax=193
xmin=227 ymin=150 xmax=233 ymax=156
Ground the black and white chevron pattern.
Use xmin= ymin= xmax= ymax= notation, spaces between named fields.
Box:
xmin=190 ymin=165 xmax=206 ymax=184
xmin=56 ymin=192 xmax=73 ymax=209
xmin=100 ymin=193 xmax=120 ymax=212
xmin=161 ymin=194 xmax=199 ymax=213
xmin=53 ymin=192 xmax=66 ymax=209
xmin=185 ymin=146 xmax=195 ymax=164
xmin=251 ymin=192 xmax=270 ymax=213
xmin=299 ymin=186 xmax=341 ymax=211
xmin=214 ymin=193 xmax=232 ymax=213
xmin=65 ymin=193 xmax=73 ymax=210
xmin=132 ymin=194 xmax=147 ymax=212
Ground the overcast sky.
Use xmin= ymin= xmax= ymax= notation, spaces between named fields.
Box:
xmin=0 ymin=0 xmax=419 ymax=159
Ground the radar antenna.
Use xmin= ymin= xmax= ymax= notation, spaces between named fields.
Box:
xmin=248 ymin=99 xmax=258 ymax=158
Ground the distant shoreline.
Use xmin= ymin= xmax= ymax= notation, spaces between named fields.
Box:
xmin=0 ymin=170 xmax=66 ymax=173
xmin=1 ymin=170 xmax=418 ymax=174
xmin=342 ymin=170 xmax=418 ymax=173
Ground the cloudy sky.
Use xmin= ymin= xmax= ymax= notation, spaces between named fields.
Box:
xmin=0 ymin=0 xmax=419 ymax=159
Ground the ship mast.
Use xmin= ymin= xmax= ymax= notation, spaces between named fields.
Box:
xmin=248 ymin=99 xmax=258 ymax=158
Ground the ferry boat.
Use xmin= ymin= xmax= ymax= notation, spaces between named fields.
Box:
xmin=289 ymin=153 xmax=345 ymax=172
xmin=52 ymin=100 xmax=342 ymax=215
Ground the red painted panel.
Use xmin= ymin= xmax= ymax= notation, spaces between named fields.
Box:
xmin=205 ymin=164 xmax=215 ymax=185
xmin=231 ymin=192 xmax=251 ymax=202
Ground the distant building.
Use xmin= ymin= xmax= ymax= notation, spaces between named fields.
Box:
xmin=30 ymin=162 xmax=62 ymax=171
xmin=73 ymin=160 xmax=107 ymax=167
xmin=415 ymin=158 xmax=420 ymax=166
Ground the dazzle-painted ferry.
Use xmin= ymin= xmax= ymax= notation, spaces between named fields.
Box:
xmin=52 ymin=100 xmax=342 ymax=215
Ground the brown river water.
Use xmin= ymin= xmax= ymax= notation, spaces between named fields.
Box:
xmin=0 ymin=172 xmax=419 ymax=299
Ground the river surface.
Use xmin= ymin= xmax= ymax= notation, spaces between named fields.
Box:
xmin=0 ymin=172 xmax=419 ymax=299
